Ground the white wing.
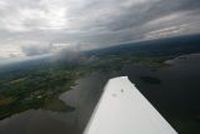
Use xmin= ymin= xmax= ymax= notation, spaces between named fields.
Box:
xmin=84 ymin=76 xmax=177 ymax=134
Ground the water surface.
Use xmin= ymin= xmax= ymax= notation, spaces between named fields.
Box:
xmin=0 ymin=54 xmax=200 ymax=134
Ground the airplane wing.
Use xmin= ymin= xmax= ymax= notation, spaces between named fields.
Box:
xmin=84 ymin=76 xmax=177 ymax=134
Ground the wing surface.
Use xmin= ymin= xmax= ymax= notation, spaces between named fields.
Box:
xmin=84 ymin=76 xmax=177 ymax=134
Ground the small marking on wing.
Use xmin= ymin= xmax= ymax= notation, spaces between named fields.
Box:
xmin=112 ymin=93 xmax=117 ymax=97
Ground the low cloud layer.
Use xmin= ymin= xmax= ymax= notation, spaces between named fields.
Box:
xmin=0 ymin=0 xmax=200 ymax=58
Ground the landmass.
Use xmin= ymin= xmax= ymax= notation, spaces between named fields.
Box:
xmin=1 ymin=35 xmax=200 ymax=120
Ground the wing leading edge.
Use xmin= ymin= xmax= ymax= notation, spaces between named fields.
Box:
xmin=84 ymin=76 xmax=177 ymax=134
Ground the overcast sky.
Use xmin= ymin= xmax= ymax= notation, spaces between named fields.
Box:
xmin=0 ymin=0 xmax=200 ymax=59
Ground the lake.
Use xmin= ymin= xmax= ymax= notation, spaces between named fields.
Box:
xmin=0 ymin=53 xmax=200 ymax=134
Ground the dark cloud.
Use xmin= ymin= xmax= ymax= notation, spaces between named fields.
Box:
xmin=97 ymin=0 xmax=200 ymax=32
xmin=0 ymin=0 xmax=200 ymax=58
xmin=22 ymin=45 xmax=51 ymax=56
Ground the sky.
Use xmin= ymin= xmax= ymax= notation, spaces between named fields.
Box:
xmin=0 ymin=0 xmax=200 ymax=59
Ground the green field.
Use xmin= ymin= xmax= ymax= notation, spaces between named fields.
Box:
xmin=0 ymin=54 xmax=172 ymax=120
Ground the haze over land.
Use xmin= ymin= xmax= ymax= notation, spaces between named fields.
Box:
xmin=0 ymin=0 xmax=200 ymax=59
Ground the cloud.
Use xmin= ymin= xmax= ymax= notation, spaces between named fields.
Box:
xmin=0 ymin=45 xmax=25 ymax=58
xmin=0 ymin=0 xmax=200 ymax=58
xmin=22 ymin=45 xmax=51 ymax=56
